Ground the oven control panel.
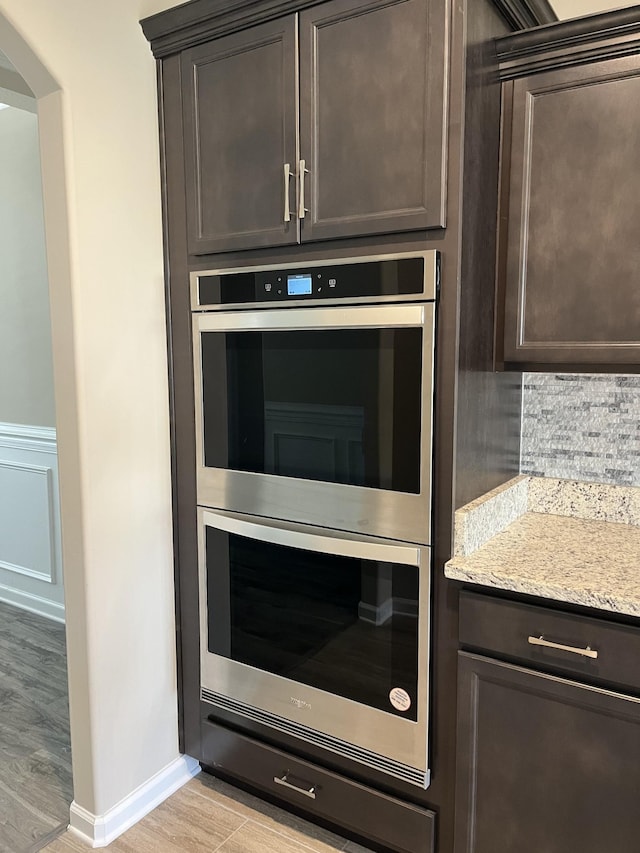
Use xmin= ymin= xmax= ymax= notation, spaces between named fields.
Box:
xmin=193 ymin=253 xmax=439 ymax=309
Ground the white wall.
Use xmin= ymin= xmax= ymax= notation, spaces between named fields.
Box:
xmin=0 ymin=104 xmax=55 ymax=427
xmin=0 ymin=92 xmax=64 ymax=620
xmin=550 ymin=0 xmax=626 ymax=18
xmin=0 ymin=0 xmax=191 ymax=837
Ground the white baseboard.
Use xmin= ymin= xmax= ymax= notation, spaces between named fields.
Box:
xmin=68 ymin=754 xmax=201 ymax=848
xmin=0 ymin=580 xmax=65 ymax=622
xmin=358 ymin=595 xmax=419 ymax=626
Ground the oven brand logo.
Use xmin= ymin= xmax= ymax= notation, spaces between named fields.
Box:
xmin=290 ymin=697 xmax=312 ymax=710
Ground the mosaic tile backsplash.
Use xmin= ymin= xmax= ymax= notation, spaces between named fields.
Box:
xmin=521 ymin=373 xmax=640 ymax=487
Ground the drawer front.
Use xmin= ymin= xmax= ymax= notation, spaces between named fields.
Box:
xmin=459 ymin=591 xmax=640 ymax=692
xmin=201 ymin=718 xmax=436 ymax=853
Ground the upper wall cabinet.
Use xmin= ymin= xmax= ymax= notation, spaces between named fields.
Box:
xmin=181 ymin=0 xmax=449 ymax=255
xmin=496 ymin=10 xmax=640 ymax=370
xmin=182 ymin=18 xmax=298 ymax=254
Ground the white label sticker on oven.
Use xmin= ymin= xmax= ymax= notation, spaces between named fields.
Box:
xmin=389 ymin=688 xmax=411 ymax=712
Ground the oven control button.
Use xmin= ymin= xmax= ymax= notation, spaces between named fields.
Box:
xmin=329 ymin=278 xmax=337 ymax=287
xmin=264 ymin=282 xmax=272 ymax=292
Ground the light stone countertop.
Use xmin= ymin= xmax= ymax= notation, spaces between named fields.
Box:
xmin=444 ymin=476 xmax=640 ymax=618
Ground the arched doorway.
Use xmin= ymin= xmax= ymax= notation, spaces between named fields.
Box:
xmin=0 ymin=4 xmax=192 ymax=846
xmin=0 ymin=30 xmax=81 ymax=853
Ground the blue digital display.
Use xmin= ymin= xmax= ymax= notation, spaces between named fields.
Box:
xmin=287 ymin=274 xmax=313 ymax=296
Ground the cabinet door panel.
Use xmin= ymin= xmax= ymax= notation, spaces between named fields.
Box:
xmin=182 ymin=19 xmax=298 ymax=255
xmin=299 ymin=0 xmax=448 ymax=242
xmin=502 ymin=57 xmax=640 ymax=366
xmin=455 ymin=652 xmax=640 ymax=853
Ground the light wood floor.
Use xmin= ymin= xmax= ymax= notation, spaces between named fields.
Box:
xmin=44 ymin=772 xmax=376 ymax=853
xmin=0 ymin=600 xmax=72 ymax=853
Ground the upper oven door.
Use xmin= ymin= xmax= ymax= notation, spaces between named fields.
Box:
xmin=193 ymin=302 xmax=435 ymax=544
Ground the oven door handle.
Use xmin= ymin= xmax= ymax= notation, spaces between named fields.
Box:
xmin=194 ymin=302 xmax=427 ymax=333
xmin=200 ymin=508 xmax=422 ymax=566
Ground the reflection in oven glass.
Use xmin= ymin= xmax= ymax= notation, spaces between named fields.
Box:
xmin=201 ymin=328 xmax=422 ymax=493
xmin=207 ymin=529 xmax=419 ymax=722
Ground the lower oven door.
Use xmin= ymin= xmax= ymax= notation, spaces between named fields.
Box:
xmin=198 ymin=507 xmax=431 ymax=788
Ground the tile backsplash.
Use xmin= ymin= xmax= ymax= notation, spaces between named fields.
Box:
xmin=521 ymin=373 xmax=640 ymax=487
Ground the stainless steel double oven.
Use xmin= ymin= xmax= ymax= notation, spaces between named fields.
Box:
xmin=192 ymin=251 xmax=438 ymax=788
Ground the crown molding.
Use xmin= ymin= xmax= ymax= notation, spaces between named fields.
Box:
xmin=141 ymin=0 xmax=557 ymax=59
xmin=492 ymin=0 xmax=556 ymax=33
xmin=142 ymin=0 xmax=316 ymax=58
xmin=497 ymin=5 xmax=640 ymax=79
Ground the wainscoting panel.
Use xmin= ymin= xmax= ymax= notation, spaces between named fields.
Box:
xmin=0 ymin=422 xmax=64 ymax=621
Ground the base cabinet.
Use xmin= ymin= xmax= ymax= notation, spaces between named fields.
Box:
xmin=454 ymin=651 xmax=640 ymax=853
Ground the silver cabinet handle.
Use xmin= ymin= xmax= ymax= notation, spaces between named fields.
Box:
xmin=528 ymin=635 xmax=598 ymax=659
xmin=283 ymin=163 xmax=293 ymax=223
xmin=274 ymin=772 xmax=316 ymax=799
xmin=298 ymin=158 xmax=309 ymax=220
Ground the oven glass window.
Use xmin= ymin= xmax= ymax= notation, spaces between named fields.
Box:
xmin=206 ymin=528 xmax=420 ymax=721
xmin=201 ymin=328 xmax=422 ymax=493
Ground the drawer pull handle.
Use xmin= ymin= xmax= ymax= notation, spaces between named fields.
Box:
xmin=273 ymin=771 xmax=317 ymax=800
xmin=528 ymin=635 xmax=598 ymax=659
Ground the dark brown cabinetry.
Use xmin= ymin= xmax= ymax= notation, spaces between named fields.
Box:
xmin=455 ymin=592 xmax=640 ymax=853
xmin=141 ymin=0 xmax=555 ymax=850
xmin=496 ymin=11 xmax=640 ymax=370
xmin=202 ymin=719 xmax=437 ymax=853
xmin=181 ymin=0 xmax=449 ymax=255
xmin=298 ymin=0 xmax=448 ymax=244
xmin=182 ymin=19 xmax=298 ymax=254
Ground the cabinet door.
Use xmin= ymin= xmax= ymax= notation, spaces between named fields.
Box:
xmin=181 ymin=18 xmax=298 ymax=255
xmin=501 ymin=58 xmax=640 ymax=367
xmin=455 ymin=652 xmax=640 ymax=853
xmin=299 ymin=0 xmax=448 ymax=243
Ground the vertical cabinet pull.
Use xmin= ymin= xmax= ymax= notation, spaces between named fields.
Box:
xmin=528 ymin=635 xmax=599 ymax=659
xmin=283 ymin=163 xmax=293 ymax=223
xmin=298 ymin=158 xmax=309 ymax=220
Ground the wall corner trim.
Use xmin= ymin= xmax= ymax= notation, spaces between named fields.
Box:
xmin=68 ymin=754 xmax=201 ymax=848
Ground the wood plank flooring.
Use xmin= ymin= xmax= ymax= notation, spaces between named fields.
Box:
xmin=44 ymin=772 xmax=376 ymax=853
xmin=0 ymin=600 xmax=72 ymax=853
